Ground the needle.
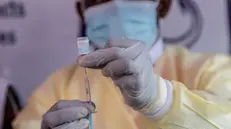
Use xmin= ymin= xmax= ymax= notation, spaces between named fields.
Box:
xmin=84 ymin=68 xmax=93 ymax=129
xmin=84 ymin=68 xmax=91 ymax=102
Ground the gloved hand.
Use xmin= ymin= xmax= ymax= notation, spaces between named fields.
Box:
xmin=41 ymin=100 xmax=95 ymax=129
xmin=79 ymin=38 xmax=157 ymax=112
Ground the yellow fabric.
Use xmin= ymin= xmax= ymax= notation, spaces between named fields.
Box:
xmin=13 ymin=46 xmax=231 ymax=129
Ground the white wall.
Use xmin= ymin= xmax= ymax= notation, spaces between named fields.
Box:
xmin=0 ymin=0 xmax=79 ymax=103
xmin=0 ymin=0 xmax=230 ymax=103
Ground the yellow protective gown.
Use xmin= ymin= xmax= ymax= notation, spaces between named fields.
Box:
xmin=13 ymin=46 xmax=231 ymax=129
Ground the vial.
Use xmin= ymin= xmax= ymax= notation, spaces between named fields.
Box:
xmin=77 ymin=37 xmax=90 ymax=55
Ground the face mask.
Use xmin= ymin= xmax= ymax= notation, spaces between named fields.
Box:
xmin=84 ymin=1 xmax=158 ymax=49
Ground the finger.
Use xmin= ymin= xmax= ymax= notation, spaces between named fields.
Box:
xmin=78 ymin=47 xmax=122 ymax=68
xmin=79 ymin=41 xmax=145 ymax=68
xmin=53 ymin=119 xmax=89 ymax=129
xmin=113 ymin=59 xmax=154 ymax=93
xmin=101 ymin=58 xmax=137 ymax=77
xmin=102 ymin=49 xmax=149 ymax=77
xmin=118 ymin=41 xmax=145 ymax=60
xmin=43 ymin=106 xmax=91 ymax=127
xmin=107 ymin=38 xmax=141 ymax=48
xmin=107 ymin=38 xmax=146 ymax=60
xmin=41 ymin=121 xmax=50 ymax=129
xmin=49 ymin=100 xmax=95 ymax=112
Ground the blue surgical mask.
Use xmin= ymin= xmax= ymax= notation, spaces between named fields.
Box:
xmin=84 ymin=1 xmax=158 ymax=49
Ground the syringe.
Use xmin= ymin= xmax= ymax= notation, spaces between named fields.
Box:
xmin=84 ymin=68 xmax=93 ymax=129
xmin=77 ymin=37 xmax=93 ymax=129
xmin=84 ymin=68 xmax=91 ymax=102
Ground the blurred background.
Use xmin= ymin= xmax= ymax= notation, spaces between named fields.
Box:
xmin=0 ymin=0 xmax=230 ymax=128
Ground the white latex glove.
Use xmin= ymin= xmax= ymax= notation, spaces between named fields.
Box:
xmin=79 ymin=38 xmax=158 ymax=113
xmin=41 ymin=100 xmax=95 ymax=129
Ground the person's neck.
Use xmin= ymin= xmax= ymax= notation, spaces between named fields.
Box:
xmin=149 ymin=38 xmax=164 ymax=64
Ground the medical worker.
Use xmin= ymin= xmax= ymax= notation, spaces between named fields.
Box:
xmin=13 ymin=0 xmax=231 ymax=129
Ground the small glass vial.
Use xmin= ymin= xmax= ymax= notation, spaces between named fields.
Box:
xmin=77 ymin=37 xmax=90 ymax=55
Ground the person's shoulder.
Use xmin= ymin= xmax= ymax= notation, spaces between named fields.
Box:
xmin=164 ymin=45 xmax=216 ymax=56
xmin=164 ymin=45 xmax=211 ymax=56
xmin=164 ymin=45 xmax=220 ymax=63
xmin=165 ymin=45 xmax=188 ymax=53
xmin=164 ymin=45 xmax=190 ymax=57
xmin=163 ymin=45 xmax=216 ymax=62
